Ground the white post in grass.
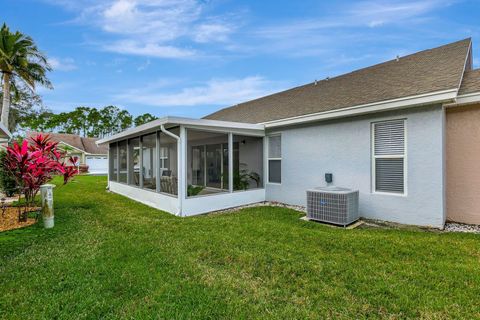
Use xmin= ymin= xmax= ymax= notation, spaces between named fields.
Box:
xmin=40 ymin=184 xmax=56 ymax=229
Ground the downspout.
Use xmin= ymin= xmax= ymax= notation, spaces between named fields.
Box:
xmin=160 ymin=125 xmax=182 ymax=216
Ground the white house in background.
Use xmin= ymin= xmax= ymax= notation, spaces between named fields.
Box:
xmin=98 ymin=38 xmax=480 ymax=228
xmin=0 ymin=121 xmax=12 ymax=148
xmin=28 ymin=132 xmax=109 ymax=174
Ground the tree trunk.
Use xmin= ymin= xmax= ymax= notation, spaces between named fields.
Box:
xmin=1 ymin=72 xmax=11 ymax=127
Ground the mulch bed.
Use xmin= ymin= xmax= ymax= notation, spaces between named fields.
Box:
xmin=0 ymin=206 xmax=40 ymax=232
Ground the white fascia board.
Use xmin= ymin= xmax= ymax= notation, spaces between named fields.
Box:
xmin=445 ymin=92 xmax=480 ymax=107
xmin=96 ymin=116 xmax=264 ymax=145
xmin=57 ymin=141 xmax=86 ymax=154
xmin=0 ymin=121 xmax=12 ymax=139
xmin=84 ymin=152 xmax=108 ymax=156
xmin=262 ymin=89 xmax=458 ymax=128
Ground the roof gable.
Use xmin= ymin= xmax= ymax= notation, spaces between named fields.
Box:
xmin=458 ymin=69 xmax=480 ymax=96
xmin=205 ymin=38 xmax=472 ymax=124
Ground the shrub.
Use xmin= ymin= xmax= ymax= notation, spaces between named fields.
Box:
xmin=3 ymin=134 xmax=77 ymax=221
xmin=0 ymin=150 xmax=17 ymax=197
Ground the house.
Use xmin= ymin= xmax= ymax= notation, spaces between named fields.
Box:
xmin=28 ymin=132 xmax=108 ymax=174
xmin=0 ymin=121 xmax=12 ymax=149
xmin=97 ymin=38 xmax=480 ymax=228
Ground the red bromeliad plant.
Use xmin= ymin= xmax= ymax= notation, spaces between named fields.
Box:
xmin=4 ymin=134 xmax=77 ymax=221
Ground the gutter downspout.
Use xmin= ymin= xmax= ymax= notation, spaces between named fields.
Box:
xmin=160 ymin=125 xmax=182 ymax=216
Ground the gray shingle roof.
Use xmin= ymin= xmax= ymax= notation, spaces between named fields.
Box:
xmin=204 ymin=38 xmax=472 ymax=124
xmin=26 ymin=132 xmax=108 ymax=155
xmin=459 ymin=69 xmax=480 ymax=95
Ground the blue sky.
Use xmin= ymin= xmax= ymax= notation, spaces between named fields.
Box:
xmin=3 ymin=0 xmax=480 ymax=118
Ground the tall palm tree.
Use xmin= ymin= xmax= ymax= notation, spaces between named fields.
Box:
xmin=0 ymin=23 xmax=51 ymax=127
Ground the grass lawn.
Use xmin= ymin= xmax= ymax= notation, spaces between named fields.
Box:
xmin=0 ymin=176 xmax=478 ymax=319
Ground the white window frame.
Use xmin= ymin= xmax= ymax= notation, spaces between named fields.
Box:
xmin=371 ymin=119 xmax=407 ymax=196
xmin=267 ymin=134 xmax=282 ymax=184
xmin=159 ymin=147 xmax=169 ymax=172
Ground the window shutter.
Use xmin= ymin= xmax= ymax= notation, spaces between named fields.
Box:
xmin=374 ymin=120 xmax=405 ymax=156
xmin=268 ymin=135 xmax=281 ymax=158
xmin=375 ymin=158 xmax=404 ymax=193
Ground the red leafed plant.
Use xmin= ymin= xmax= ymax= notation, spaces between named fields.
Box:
xmin=3 ymin=134 xmax=77 ymax=221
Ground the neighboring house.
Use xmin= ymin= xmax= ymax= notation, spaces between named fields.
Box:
xmin=0 ymin=121 xmax=12 ymax=149
xmin=98 ymin=38 xmax=480 ymax=228
xmin=27 ymin=132 xmax=108 ymax=174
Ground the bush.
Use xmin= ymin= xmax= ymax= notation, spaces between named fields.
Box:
xmin=0 ymin=150 xmax=17 ymax=197
xmin=79 ymin=164 xmax=89 ymax=173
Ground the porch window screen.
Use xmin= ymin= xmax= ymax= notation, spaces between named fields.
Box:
xmin=372 ymin=119 xmax=406 ymax=194
xmin=268 ymin=135 xmax=281 ymax=183
xmin=109 ymin=143 xmax=117 ymax=181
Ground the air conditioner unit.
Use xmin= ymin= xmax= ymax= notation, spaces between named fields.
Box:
xmin=306 ymin=187 xmax=359 ymax=227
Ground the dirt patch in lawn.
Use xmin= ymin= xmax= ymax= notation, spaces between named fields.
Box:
xmin=0 ymin=207 xmax=39 ymax=232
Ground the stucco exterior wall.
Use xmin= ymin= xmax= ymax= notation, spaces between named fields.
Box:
xmin=265 ymin=105 xmax=446 ymax=228
xmin=446 ymin=104 xmax=480 ymax=225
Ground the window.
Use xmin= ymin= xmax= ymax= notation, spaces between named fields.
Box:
xmin=118 ymin=140 xmax=127 ymax=183
xmin=159 ymin=147 xmax=169 ymax=172
xmin=142 ymin=133 xmax=157 ymax=190
xmin=233 ymin=135 xmax=263 ymax=190
xmin=372 ymin=119 xmax=406 ymax=194
xmin=128 ymin=138 xmax=140 ymax=186
xmin=109 ymin=143 xmax=117 ymax=181
xmin=159 ymin=129 xmax=178 ymax=196
xmin=186 ymin=129 xmax=229 ymax=196
xmin=268 ymin=135 xmax=281 ymax=183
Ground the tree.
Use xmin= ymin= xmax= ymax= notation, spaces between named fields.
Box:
xmin=17 ymin=104 xmax=157 ymax=138
xmin=0 ymin=84 xmax=45 ymax=133
xmin=0 ymin=23 xmax=52 ymax=127
xmin=134 ymin=113 xmax=158 ymax=126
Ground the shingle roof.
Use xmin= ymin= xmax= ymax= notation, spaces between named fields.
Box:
xmin=205 ymin=38 xmax=472 ymax=124
xmin=26 ymin=132 xmax=108 ymax=155
xmin=458 ymin=69 xmax=480 ymax=95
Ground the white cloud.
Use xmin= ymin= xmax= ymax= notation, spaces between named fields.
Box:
xmin=249 ymin=0 xmax=454 ymax=58
xmin=193 ymin=23 xmax=232 ymax=43
xmin=113 ymin=76 xmax=285 ymax=107
xmin=349 ymin=0 xmax=449 ymax=28
xmin=103 ymin=40 xmax=196 ymax=58
xmin=49 ymin=0 xmax=235 ymax=58
xmin=49 ymin=57 xmax=77 ymax=71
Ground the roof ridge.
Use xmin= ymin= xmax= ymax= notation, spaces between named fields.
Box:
xmin=204 ymin=38 xmax=472 ymax=119
xmin=327 ymin=38 xmax=472 ymax=81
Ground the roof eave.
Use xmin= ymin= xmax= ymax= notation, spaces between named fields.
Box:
xmin=0 ymin=122 xmax=12 ymax=139
xmin=445 ymin=91 xmax=480 ymax=107
xmin=262 ymin=89 xmax=458 ymax=128
xmin=96 ymin=116 xmax=265 ymax=145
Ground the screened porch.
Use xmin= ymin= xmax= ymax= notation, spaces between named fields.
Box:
xmin=98 ymin=117 xmax=266 ymax=216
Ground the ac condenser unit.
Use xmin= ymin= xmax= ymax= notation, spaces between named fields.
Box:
xmin=306 ymin=187 xmax=359 ymax=227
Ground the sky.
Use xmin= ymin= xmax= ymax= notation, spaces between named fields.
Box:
xmin=3 ymin=0 xmax=480 ymax=118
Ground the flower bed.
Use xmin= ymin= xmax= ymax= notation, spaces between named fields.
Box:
xmin=0 ymin=206 xmax=39 ymax=232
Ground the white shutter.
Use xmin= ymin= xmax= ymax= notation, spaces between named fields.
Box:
xmin=268 ymin=135 xmax=281 ymax=158
xmin=373 ymin=120 xmax=406 ymax=194
xmin=375 ymin=158 xmax=404 ymax=193
xmin=374 ymin=120 xmax=405 ymax=156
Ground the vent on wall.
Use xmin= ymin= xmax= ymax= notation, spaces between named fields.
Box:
xmin=306 ymin=187 xmax=359 ymax=227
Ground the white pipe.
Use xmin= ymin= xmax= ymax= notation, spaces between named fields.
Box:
xmin=160 ymin=125 xmax=182 ymax=216
xmin=160 ymin=125 xmax=180 ymax=141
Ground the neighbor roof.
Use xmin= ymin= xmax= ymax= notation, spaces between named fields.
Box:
xmin=205 ymin=38 xmax=472 ymax=124
xmin=458 ymin=69 xmax=480 ymax=95
xmin=26 ymin=132 xmax=108 ymax=154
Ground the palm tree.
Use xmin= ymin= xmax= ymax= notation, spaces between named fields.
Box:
xmin=0 ymin=23 xmax=51 ymax=127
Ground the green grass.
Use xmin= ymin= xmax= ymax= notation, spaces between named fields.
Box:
xmin=0 ymin=176 xmax=479 ymax=319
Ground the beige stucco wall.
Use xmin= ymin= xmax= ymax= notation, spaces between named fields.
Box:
xmin=446 ymin=103 xmax=480 ymax=225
